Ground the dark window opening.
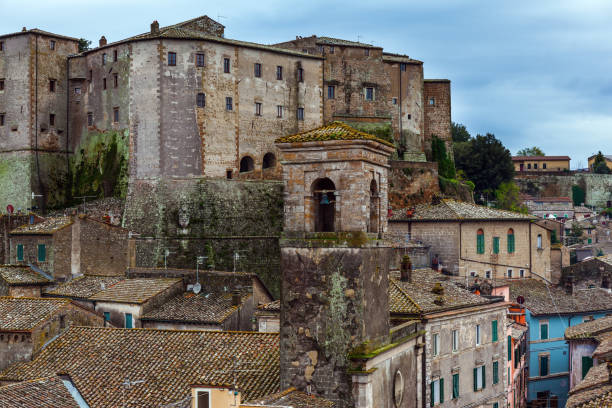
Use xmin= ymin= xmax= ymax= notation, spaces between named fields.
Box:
xmin=400 ymin=63 xmax=407 ymax=71
xmin=297 ymin=68 xmax=304 ymax=82
xmin=49 ymin=114 xmax=55 ymax=127
xmin=534 ymin=163 xmax=538 ymax=169
xmin=113 ymin=73 xmax=118 ymax=88
xmin=102 ymin=53 xmax=107 ymax=65
xmin=168 ymin=52 xmax=176 ymax=66
xmin=365 ymin=87 xmax=374 ymax=101
xmin=543 ymin=163 xmax=547 ymax=169
xmin=328 ymin=85 xmax=335 ymax=99
xmin=277 ymin=105 xmax=283 ymax=118
xmin=392 ymin=98 xmax=397 ymax=105
xmin=329 ymin=46 xmax=335 ymax=54
xmin=226 ymin=97 xmax=233 ymax=111
xmin=0 ymin=79 xmax=4 ymax=91
xmin=276 ymin=66 xmax=283 ymax=80
xmin=254 ymin=63 xmax=262 ymax=78
xmin=369 ymin=179 xmax=379 ymax=233
xmin=103 ymin=78 xmax=107 ymax=90
xmin=539 ymin=355 xmax=549 ymax=376
xmin=317 ymin=45 xmax=323 ymax=53
xmin=89 ymin=70 xmax=92 ymax=81
xmin=365 ymin=48 xmax=370 ymax=56
xmin=113 ymin=49 xmax=118 ymax=62
xmin=429 ymin=97 xmax=435 ymax=105
xmin=196 ymin=53 xmax=205 ymax=67
xmin=255 ymin=102 xmax=262 ymax=116
xmin=297 ymin=107 xmax=304 ymax=121
xmin=262 ymin=153 xmax=276 ymax=169
xmin=49 ymin=79 xmax=56 ymax=92
xmin=113 ymin=107 xmax=119 ymax=123
xmin=0 ymin=113 xmax=4 ymax=126
xmin=239 ymin=156 xmax=254 ymax=173
xmin=197 ymin=391 xmax=210 ymax=408
xmin=223 ymin=58 xmax=230 ymax=73
xmin=0 ymin=42 xmax=4 ymax=51
xmin=312 ymin=178 xmax=336 ymax=232
xmin=87 ymin=112 xmax=93 ymax=126
xmin=49 ymin=40 xmax=55 ymax=50
xmin=226 ymin=170 xmax=233 ymax=179
xmin=197 ymin=93 xmax=205 ymax=108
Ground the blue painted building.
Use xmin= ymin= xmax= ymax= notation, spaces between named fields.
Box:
xmin=509 ymin=279 xmax=612 ymax=407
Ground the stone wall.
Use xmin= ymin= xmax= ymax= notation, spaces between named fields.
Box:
xmin=77 ymin=216 xmax=130 ymax=276
xmin=516 ymin=173 xmax=612 ymax=208
xmin=388 ymin=161 xmax=439 ymax=208
xmin=423 ymin=80 xmax=451 ymax=158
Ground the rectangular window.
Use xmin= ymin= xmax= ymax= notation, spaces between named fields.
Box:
xmin=514 ymin=348 xmax=519 ymax=369
xmin=476 ymin=324 xmax=481 ymax=346
xmin=527 ymin=163 xmax=531 ymax=169
xmin=543 ymin=163 xmax=547 ymax=169
xmin=74 ymin=87 xmax=81 ymax=95
xmin=277 ymin=105 xmax=283 ymax=118
xmin=317 ymin=45 xmax=324 ymax=53
xmin=329 ymin=46 xmax=335 ymax=54
xmin=0 ymin=113 xmax=4 ymax=126
xmin=433 ymin=333 xmax=440 ymax=356
xmin=168 ymin=52 xmax=176 ymax=66
xmin=37 ymin=244 xmax=46 ymax=262
xmin=452 ymin=373 xmax=459 ymax=399
xmin=492 ymin=320 xmax=498 ymax=342
xmin=49 ymin=114 xmax=55 ymax=127
xmin=430 ymin=378 xmax=444 ymax=406
xmin=276 ymin=65 xmax=283 ymax=80
xmin=539 ymin=355 xmax=549 ymax=376
xmin=254 ymin=63 xmax=262 ymax=78
xmin=225 ymin=97 xmax=233 ymax=111
xmin=102 ymin=53 xmax=107 ymax=65
xmin=49 ymin=79 xmax=56 ymax=92
xmin=392 ymin=97 xmax=397 ymax=105
xmin=113 ymin=73 xmax=118 ymax=88
xmin=0 ymin=79 xmax=4 ymax=91
xmin=473 ymin=366 xmax=485 ymax=391
xmin=196 ymin=53 xmax=205 ymax=67
xmin=197 ymin=391 xmax=210 ymax=408
xmin=508 ymin=269 xmax=513 ymax=278
xmin=493 ymin=237 xmax=500 ymax=254
xmin=196 ymin=93 xmax=205 ymax=108
xmin=520 ymin=269 xmax=525 ymax=277
xmin=16 ymin=244 xmax=24 ymax=261
xmin=49 ymin=40 xmax=55 ymax=50
xmin=537 ymin=234 xmax=543 ymax=249
xmin=255 ymin=102 xmax=262 ymax=116
xmin=493 ymin=361 xmax=499 ymax=384
xmin=365 ymin=48 xmax=370 ymax=56
xmin=508 ymin=232 xmax=515 ymax=253
xmin=0 ymin=41 xmax=4 ymax=51
xmin=297 ymin=68 xmax=304 ymax=82
xmin=534 ymin=163 xmax=538 ymax=169
xmin=113 ymin=49 xmax=118 ymax=62
xmin=223 ymin=58 xmax=230 ymax=73
xmin=429 ymin=97 xmax=435 ymax=106
xmin=89 ymin=70 xmax=92 ymax=81
xmin=297 ymin=107 xmax=304 ymax=121
xmin=452 ymin=329 xmax=458 ymax=352
xmin=540 ymin=321 xmax=549 ymax=340
xmin=328 ymin=85 xmax=335 ymax=99
xmin=365 ymin=87 xmax=374 ymax=101
xmin=113 ymin=107 xmax=119 ymax=123
xmin=582 ymin=356 xmax=593 ymax=379
xmin=477 ymin=232 xmax=485 ymax=254
xmin=400 ymin=63 xmax=407 ymax=71
xmin=493 ymin=403 xmax=499 ymax=408
xmin=87 ymin=112 xmax=93 ymax=126
xmin=103 ymin=78 xmax=107 ymax=90
xmin=485 ymin=270 xmax=491 ymax=279
xmin=125 ymin=313 xmax=133 ymax=329
xmin=103 ymin=312 xmax=110 ymax=322
xmin=508 ymin=335 xmax=512 ymax=361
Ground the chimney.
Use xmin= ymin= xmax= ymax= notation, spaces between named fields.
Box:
xmin=22 ymin=27 xmax=27 ymax=32
xmin=151 ymin=20 xmax=160 ymax=34
xmin=400 ymin=255 xmax=412 ymax=282
xmin=565 ymin=275 xmax=574 ymax=295
xmin=99 ymin=36 xmax=107 ymax=47
xmin=232 ymin=290 xmax=241 ymax=306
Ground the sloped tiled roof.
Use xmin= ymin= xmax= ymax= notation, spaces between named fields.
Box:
xmin=573 ymin=392 xmax=612 ymax=408
xmin=0 ymin=327 xmax=279 ymax=407
xmin=44 ymin=275 xmax=125 ymax=299
xmin=257 ymin=300 xmax=280 ymax=313
xmin=382 ymin=52 xmax=423 ymax=64
xmin=512 ymin=156 xmax=571 ymax=161
xmin=141 ymin=291 xmax=251 ymax=324
xmin=508 ymin=279 xmax=612 ymax=316
xmin=0 ymin=265 xmax=50 ymax=285
xmin=315 ymin=36 xmax=379 ymax=49
xmin=390 ymin=269 xmax=490 ymax=315
xmin=0 ymin=28 xmax=79 ymax=42
xmin=510 ymin=321 xmax=528 ymax=340
xmin=567 ymin=363 xmax=612 ymax=408
xmin=565 ymin=316 xmax=612 ymax=340
xmin=243 ymin=387 xmax=336 ymax=407
xmin=0 ymin=376 xmax=82 ymax=408
xmin=594 ymin=332 xmax=612 ymax=359
xmin=0 ymin=297 xmax=68 ymax=331
xmin=275 ymin=121 xmax=395 ymax=148
xmin=10 ymin=216 xmax=72 ymax=235
xmin=388 ymin=279 xmax=421 ymax=315
xmin=89 ymin=278 xmax=182 ymax=304
xmin=389 ymin=199 xmax=535 ymax=221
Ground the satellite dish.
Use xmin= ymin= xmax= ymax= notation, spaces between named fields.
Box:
xmin=193 ymin=282 xmax=202 ymax=294
xmin=6 ymin=205 xmax=14 ymax=214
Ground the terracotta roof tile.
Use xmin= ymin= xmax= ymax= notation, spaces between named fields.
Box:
xmin=10 ymin=216 xmax=72 ymax=235
xmin=382 ymin=52 xmax=423 ymax=64
xmin=0 ymin=297 xmax=69 ymax=331
xmin=512 ymin=156 xmax=571 ymax=161
xmin=567 ymin=363 xmax=612 ymax=408
xmin=565 ymin=316 xmax=612 ymax=340
xmin=508 ymin=279 xmax=612 ymax=316
xmin=0 ymin=376 xmax=82 ymax=407
xmin=594 ymin=332 xmax=612 ymax=359
xmin=257 ymin=300 xmax=280 ymax=313
xmin=89 ymin=278 xmax=182 ymax=304
xmin=141 ymin=291 xmax=251 ymax=324
xmin=388 ymin=279 xmax=421 ymax=315
xmin=315 ymin=36 xmax=379 ymax=49
xmin=44 ymin=275 xmax=125 ymax=299
xmin=244 ymin=387 xmax=336 ymax=407
xmin=0 ymin=265 xmax=51 ymax=285
xmin=510 ymin=321 xmax=528 ymax=340
xmin=275 ymin=121 xmax=395 ymax=148
xmin=0 ymin=327 xmax=279 ymax=407
xmin=389 ymin=199 xmax=535 ymax=221
xmin=573 ymin=391 xmax=612 ymax=408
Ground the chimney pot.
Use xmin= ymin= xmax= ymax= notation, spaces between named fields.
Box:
xmin=400 ymin=255 xmax=412 ymax=282
xmin=99 ymin=36 xmax=107 ymax=47
xmin=151 ymin=20 xmax=160 ymax=34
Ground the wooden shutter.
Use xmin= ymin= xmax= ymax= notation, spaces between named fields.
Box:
xmin=540 ymin=323 xmax=548 ymax=340
xmin=453 ymin=373 xmax=459 ymax=399
xmin=492 ymin=320 xmax=498 ymax=342
xmin=439 ymin=378 xmax=444 ymax=403
xmin=473 ymin=368 xmax=478 ymax=391
xmin=17 ymin=244 xmax=23 ymax=261
xmin=493 ymin=237 xmax=500 ymax=254
xmin=508 ymin=335 xmax=512 ymax=361
xmin=430 ymin=381 xmax=435 ymax=407
xmin=493 ymin=361 xmax=499 ymax=384
xmin=37 ymin=244 xmax=46 ymax=262
xmin=482 ymin=365 xmax=486 ymax=389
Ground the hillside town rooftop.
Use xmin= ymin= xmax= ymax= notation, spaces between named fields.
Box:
xmin=88 ymin=278 xmax=182 ymax=304
xmin=0 ymin=297 xmax=69 ymax=331
xmin=566 ymin=363 xmax=612 ymax=408
xmin=565 ymin=315 xmax=612 ymax=340
xmin=0 ymin=375 xmax=84 ymax=408
xmin=390 ymin=199 xmax=535 ymax=222
xmin=275 ymin=121 xmax=395 ymax=148
xmin=10 ymin=217 xmax=72 ymax=235
xmin=44 ymin=275 xmax=124 ymax=300
xmin=0 ymin=265 xmax=50 ymax=285
xmin=244 ymin=386 xmax=336 ymax=407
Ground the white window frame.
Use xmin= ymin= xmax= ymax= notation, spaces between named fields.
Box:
xmin=475 ymin=365 xmax=484 ymax=390
xmin=194 ymin=388 xmax=212 ymax=408
xmin=452 ymin=329 xmax=459 ymax=352
xmin=432 ymin=378 xmax=441 ymax=404
xmin=433 ymin=333 xmax=440 ymax=356
xmin=537 ymin=234 xmax=543 ymax=249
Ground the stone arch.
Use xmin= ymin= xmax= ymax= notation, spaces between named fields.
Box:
xmin=311 ymin=177 xmax=336 ymax=232
xmin=262 ymin=152 xmax=276 ymax=170
xmin=239 ymin=156 xmax=254 ymax=173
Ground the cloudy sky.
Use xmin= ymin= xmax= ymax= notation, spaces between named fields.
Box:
xmin=4 ymin=0 xmax=611 ymax=168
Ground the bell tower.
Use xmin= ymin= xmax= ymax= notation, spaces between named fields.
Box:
xmin=276 ymin=122 xmax=395 ymax=407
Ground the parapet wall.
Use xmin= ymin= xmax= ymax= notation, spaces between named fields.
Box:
xmin=516 ymin=173 xmax=612 ymax=208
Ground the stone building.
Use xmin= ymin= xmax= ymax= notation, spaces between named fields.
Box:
xmin=0 ymin=264 xmax=51 ymax=297
xmin=512 ymin=155 xmax=571 ymax=173
xmin=276 ymin=122 xmax=424 ymax=408
xmin=0 ymin=297 xmax=104 ymax=371
xmin=274 ymin=35 xmax=452 ymax=160
xmin=388 ymin=199 xmax=553 ymax=282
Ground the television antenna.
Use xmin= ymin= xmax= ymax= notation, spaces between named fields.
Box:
xmin=233 ymin=250 xmax=247 ymax=273
xmin=163 ymin=248 xmax=177 ymax=269
xmin=193 ymin=256 xmax=208 ymax=294
xmin=122 ymin=377 xmax=145 ymax=408
xmin=74 ymin=195 xmax=97 ymax=214
xmin=30 ymin=192 xmax=43 ymax=212
xmin=211 ymin=352 xmax=263 ymax=406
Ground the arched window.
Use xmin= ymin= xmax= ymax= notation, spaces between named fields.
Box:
xmin=537 ymin=234 xmax=542 ymax=249
xmin=369 ymin=179 xmax=379 ymax=233
xmin=477 ymin=229 xmax=485 ymax=254
xmin=507 ymin=228 xmax=515 ymax=254
xmin=312 ymin=178 xmax=336 ymax=232
xmin=239 ymin=156 xmax=254 ymax=173
xmin=262 ymin=153 xmax=276 ymax=170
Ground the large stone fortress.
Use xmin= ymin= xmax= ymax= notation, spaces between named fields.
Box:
xmin=0 ymin=15 xmax=450 ymax=212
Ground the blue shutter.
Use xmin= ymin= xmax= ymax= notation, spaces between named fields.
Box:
xmin=125 ymin=313 xmax=133 ymax=329
xmin=16 ymin=244 xmax=24 ymax=261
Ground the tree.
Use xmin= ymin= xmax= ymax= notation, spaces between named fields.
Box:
xmin=592 ymin=151 xmax=611 ymax=174
xmin=452 ymin=122 xmax=471 ymax=143
xmin=572 ymin=185 xmax=585 ymax=206
xmin=495 ymin=181 xmax=526 ymax=213
xmin=431 ymin=135 xmax=455 ymax=179
xmin=78 ymin=38 xmax=92 ymax=53
xmin=569 ymin=222 xmax=583 ymax=238
xmin=454 ymin=133 xmax=514 ymax=194
xmin=517 ymin=146 xmax=545 ymax=156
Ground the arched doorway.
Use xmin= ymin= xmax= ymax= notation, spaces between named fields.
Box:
xmin=312 ymin=178 xmax=336 ymax=232
xmin=369 ymin=179 xmax=379 ymax=233
xmin=262 ymin=152 xmax=276 ymax=169
xmin=239 ymin=156 xmax=254 ymax=173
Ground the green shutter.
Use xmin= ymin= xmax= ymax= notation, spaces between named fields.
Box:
xmin=493 ymin=403 xmax=499 ymax=408
xmin=482 ymin=365 xmax=486 ymax=389
xmin=477 ymin=234 xmax=485 ymax=254
xmin=582 ymin=356 xmax=593 ymax=379
xmin=16 ymin=244 xmax=24 ymax=261
xmin=439 ymin=378 xmax=444 ymax=403
xmin=430 ymin=381 xmax=434 ymax=407
xmin=452 ymin=373 xmax=459 ymax=399
xmin=540 ymin=356 xmax=549 ymax=376
xmin=473 ymin=368 xmax=478 ymax=391
xmin=125 ymin=313 xmax=133 ymax=329
xmin=493 ymin=237 xmax=500 ymax=254
xmin=508 ymin=335 xmax=512 ymax=361
xmin=37 ymin=244 xmax=46 ymax=262
xmin=508 ymin=233 xmax=515 ymax=253
xmin=492 ymin=320 xmax=498 ymax=342
xmin=540 ymin=323 xmax=548 ymax=340
xmin=493 ymin=361 xmax=499 ymax=384
xmin=515 ymin=349 xmax=519 ymax=369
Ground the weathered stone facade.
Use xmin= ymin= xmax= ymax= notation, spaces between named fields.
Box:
xmin=423 ymin=79 xmax=452 ymax=158
xmin=516 ymin=173 xmax=612 ymax=208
